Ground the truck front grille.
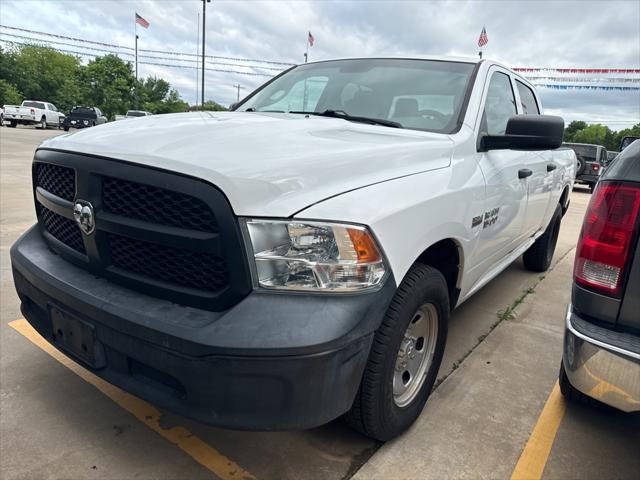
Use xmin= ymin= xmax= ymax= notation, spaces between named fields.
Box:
xmin=109 ymin=234 xmax=229 ymax=292
xmin=34 ymin=163 xmax=75 ymax=201
xmin=103 ymin=177 xmax=218 ymax=232
xmin=32 ymin=152 xmax=251 ymax=311
xmin=38 ymin=205 xmax=86 ymax=254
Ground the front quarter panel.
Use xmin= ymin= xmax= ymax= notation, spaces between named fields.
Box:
xmin=297 ymin=139 xmax=485 ymax=300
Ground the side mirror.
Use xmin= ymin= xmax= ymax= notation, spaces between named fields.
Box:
xmin=480 ymin=115 xmax=565 ymax=152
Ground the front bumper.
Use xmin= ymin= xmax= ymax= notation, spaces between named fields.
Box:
xmin=562 ymin=304 xmax=640 ymax=412
xmin=11 ymin=226 xmax=396 ymax=430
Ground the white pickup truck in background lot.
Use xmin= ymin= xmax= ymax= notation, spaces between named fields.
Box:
xmin=11 ymin=56 xmax=576 ymax=442
xmin=2 ymin=100 xmax=64 ymax=129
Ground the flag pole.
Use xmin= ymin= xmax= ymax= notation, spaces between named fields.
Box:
xmin=304 ymin=37 xmax=308 ymax=63
xmin=135 ymin=15 xmax=138 ymax=80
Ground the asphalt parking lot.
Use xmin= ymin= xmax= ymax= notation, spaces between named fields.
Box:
xmin=1 ymin=126 xmax=638 ymax=479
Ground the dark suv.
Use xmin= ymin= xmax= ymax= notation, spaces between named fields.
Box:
xmin=560 ymin=139 xmax=640 ymax=411
xmin=62 ymin=106 xmax=107 ymax=131
xmin=564 ymin=143 xmax=607 ymax=193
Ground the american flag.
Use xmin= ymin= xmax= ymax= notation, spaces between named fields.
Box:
xmin=136 ymin=13 xmax=150 ymax=29
xmin=308 ymin=31 xmax=315 ymax=47
xmin=478 ymin=26 xmax=488 ymax=48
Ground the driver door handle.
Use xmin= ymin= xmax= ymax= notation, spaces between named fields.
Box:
xmin=547 ymin=163 xmax=557 ymax=172
xmin=518 ymin=168 xmax=533 ymax=179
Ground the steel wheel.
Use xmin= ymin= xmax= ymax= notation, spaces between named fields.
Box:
xmin=393 ymin=303 xmax=439 ymax=407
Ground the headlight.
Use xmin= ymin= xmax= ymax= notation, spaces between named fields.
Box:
xmin=244 ymin=219 xmax=387 ymax=291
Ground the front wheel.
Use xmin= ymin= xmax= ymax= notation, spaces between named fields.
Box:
xmin=344 ymin=264 xmax=449 ymax=441
xmin=63 ymin=126 xmax=69 ymax=132
xmin=523 ymin=203 xmax=562 ymax=272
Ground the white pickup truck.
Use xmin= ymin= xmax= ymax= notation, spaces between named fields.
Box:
xmin=2 ymin=100 xmax=64 ymax=128
xmin=11 ymin=56 xmax=575 ymax=441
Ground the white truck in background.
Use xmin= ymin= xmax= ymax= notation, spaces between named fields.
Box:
xmin=2 ymin=100 xmax=64 ymax=129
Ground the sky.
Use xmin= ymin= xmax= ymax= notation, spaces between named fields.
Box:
xmin=1 ymin=0 xmax=639 ymax=130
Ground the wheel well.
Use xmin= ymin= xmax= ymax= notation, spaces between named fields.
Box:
xmin=415 ymin=239 xmax=461 ymax=310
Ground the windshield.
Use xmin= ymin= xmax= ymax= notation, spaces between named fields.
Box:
xmin=237 ymin=59 xmax=476 ymax=133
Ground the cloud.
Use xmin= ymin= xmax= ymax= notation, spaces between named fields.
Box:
xmin=1 ymin=0 xmax=638 ymax=128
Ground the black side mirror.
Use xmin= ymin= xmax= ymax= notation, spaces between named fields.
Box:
xmin=480 ymin=115 xmax=565 ymax=152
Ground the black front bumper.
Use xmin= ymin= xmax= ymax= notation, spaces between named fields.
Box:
xmin=11 ymin=226 xmax=395 ymax=430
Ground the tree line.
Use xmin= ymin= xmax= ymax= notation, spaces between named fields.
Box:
xmin=564 ymin=121 xmax=640 ymax=152
xmin=0 ymin=45 xmax=226 ymax=119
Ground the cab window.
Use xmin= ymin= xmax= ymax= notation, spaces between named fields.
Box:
xmin=516 ymin=81 xmax=540 ymax=114
xmin=482 ymin=72 xmax=517 ymax=135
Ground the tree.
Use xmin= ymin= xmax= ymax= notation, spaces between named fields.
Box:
xmin=6 ymin=45 xmax=83 ymax=113
xmin=0 ymin=79 xmax=22 ymax=106
xmin=190 ymin=100 xmax=228 ymax=111
xmin=564 ymin=120 xmax=587 ymax=142
xmin=137 ymin=77 xmax=188 ymax=114
xmin=82 ymin=54 xmax=136 ymax=119
xmin=571 ymin=124 xmax=618 ymax=151
xmin=613 ymin=123 xmax=640 ymax=152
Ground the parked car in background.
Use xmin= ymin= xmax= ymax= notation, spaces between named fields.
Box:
xmin=620 ymin=136 xmax=639 ymax=151
xmin=2 ymin=100 xmax=64 ymax=129
xmin=12 ymin=56 xmax=576 ymax=441
xmin=115 ymin=110 xmax=153 ymax=120
xmin=563 ymin=143 xmax=607 ymax=192
xmin=560 ymin=139 xmax=640 ymax=413
xmin=62 ymin=106 xmax=107 ymax=132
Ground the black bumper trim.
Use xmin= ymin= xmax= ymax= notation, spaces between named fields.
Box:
xmin=11 ymin=226 xmax=396 ymax=429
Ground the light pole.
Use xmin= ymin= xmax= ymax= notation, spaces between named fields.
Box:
xmin=201 ymin=0 xmax=211 ymax=110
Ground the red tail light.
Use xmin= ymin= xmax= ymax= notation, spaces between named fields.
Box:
xmin=574 ymin=181 xmax=640 ymax=297
xmin=30 ymin=108 xmax=35 ymax=115
xmin=591 ymin=163 xmax=600 ymax=172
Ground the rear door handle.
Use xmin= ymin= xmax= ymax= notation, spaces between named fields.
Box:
xmin=547 ymin=163 xmax=557 ymax=172
xmin=518 ymin=168 xmax=533 ymax=179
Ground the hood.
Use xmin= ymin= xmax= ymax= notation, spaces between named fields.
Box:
xmin=40 ymin=111 xmax=454 ymax=217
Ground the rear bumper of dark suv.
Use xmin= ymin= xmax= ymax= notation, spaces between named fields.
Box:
xmin=562 ymin=304 xmax=640 ymax=412
xmin=11 ymin=226 xmax=396 ymax=430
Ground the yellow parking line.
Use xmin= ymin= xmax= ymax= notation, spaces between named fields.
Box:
xmin=9 ymin=319 xmax=255 ymax=480
xmin=511 ymin=382 xmax=566 ymax=480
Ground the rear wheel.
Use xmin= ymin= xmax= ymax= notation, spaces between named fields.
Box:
xmin=63 ymin=126 xmax=69 ymax=132
xmin=344 ymin=264 xmax=449 ymax=441
xmin=523 ymin=203 xmax=562 ymax=272
xmin=39 ymin=116 xmax=46 ymax=129
xmin=9 ymin=120 xmax=17 ymax=128
xmin=589 ymin=183 xmax=596 ymax=193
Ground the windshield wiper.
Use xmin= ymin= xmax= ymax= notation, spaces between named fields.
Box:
xmin=289 ymin=109 xmax=402 ymax=128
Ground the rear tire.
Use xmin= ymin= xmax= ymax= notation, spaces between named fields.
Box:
xmin=589 ymin=183 xmax=596 ymax=193
xmin=39 ymin=116 xmax=46 ymax=129
xmin=523 ymin=203 xmax=562 ymax=272
xmin=9 ymin=120 xmax=17 ymax=128
xmin=344 ymin=264 xmax=449 ymax=441
xmin=63 ymin=126 xmax=69 ymax=132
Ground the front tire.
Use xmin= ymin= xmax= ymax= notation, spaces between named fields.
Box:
xmin=523 ymin=203 xmax=562 ymax=272
xmin=344 ymin=264 xmax=449 ymax=441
